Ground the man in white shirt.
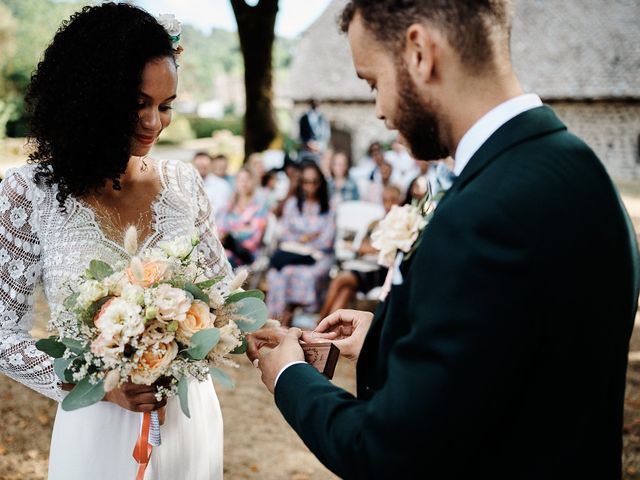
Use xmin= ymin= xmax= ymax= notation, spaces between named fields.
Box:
xmin=191 ymin=151 xmax=231 ymax=221
xmin=248 ymin=1 xmax=639 ymax=478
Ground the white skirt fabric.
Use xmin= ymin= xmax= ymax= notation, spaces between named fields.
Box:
xmin=48 ymin=379 xmax=223 ymax=480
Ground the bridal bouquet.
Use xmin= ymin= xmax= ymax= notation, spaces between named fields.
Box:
xmin=36 ymin=226 xmax=267 ymax=417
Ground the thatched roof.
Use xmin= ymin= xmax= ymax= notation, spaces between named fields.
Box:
xmin=287 ymin=0 xmax=640 ymax=102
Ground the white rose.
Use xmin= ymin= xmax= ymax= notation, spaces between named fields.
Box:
xmin=371 ymin=205 xmax=424 ymax=267
xmin=158 ymin=236 xmax=193 ymax=259
xmin=151 ymin=284 xmax=191 ymax=322
xmin=77 ymin=280 xmax=109 ymax=308
xmin=94 ymin=298 xmax=144 ymax=341
xmin=142 ymin=320 xmax=175 ymax=345
xmin=122 ymin=283 xmax=145 ymax=306
xmin=130 ymin=341 xmax=178 ymax=385
xmin=91 ymin=333 xmax=125 ymax=368
xmin=102 ymin=271 xmax=128 ymax=296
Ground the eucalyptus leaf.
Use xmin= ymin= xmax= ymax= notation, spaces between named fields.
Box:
xmin=196 ymin=275 xmax=225 ymax=290
xmin=35 ymin=337 xmax=66 ymax=358
xmin=185 ymin=328 xmax=220 ymax=360
xmin=63 ymin=292 xmax=80 ymax=311
xmin=61 ymin=338 xmax=86 ymax=355
xmin=61 ymin=377 xmax=105 ymax=411
xmin=230 ymin=337 xmax=248 ymax=355
xmin=177 ymin=375 xmax=190 ymax=418
xmin=233 ymin=297 xmax=268 ymax=333
xmin=183 ymin=283 xmax=210 ymax=304
xmin=209 ymin=367 xmax=234 ymax=388
xmin=53 ymin=357 xmax=74 ymax=383
xmin=225 ymin=290 xmax=265 ymax=304
xmin=88 ymin=260 xmax=114 ymax=281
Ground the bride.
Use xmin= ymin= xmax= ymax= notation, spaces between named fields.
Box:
xmin=0 ymin=3 xmax=230 ymax=479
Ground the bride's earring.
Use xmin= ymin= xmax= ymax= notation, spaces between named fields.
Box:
xmin=140 ymin=156 xmax=148 ymax=172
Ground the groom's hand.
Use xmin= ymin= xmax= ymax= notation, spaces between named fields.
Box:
xmin=247 ymin=327 xmax=304 ymax=394
xmin=302 ymin=309 xmax=373 ymax=362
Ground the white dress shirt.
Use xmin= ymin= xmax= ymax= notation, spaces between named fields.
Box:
xmin=454 ymin=93 xmax=543 ymax=176
xmin=274 ymin=93 xmax=544 ymax=389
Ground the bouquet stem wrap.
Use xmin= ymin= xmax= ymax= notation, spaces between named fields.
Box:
xmin=133 ymin=411 xmax=161 ymax=480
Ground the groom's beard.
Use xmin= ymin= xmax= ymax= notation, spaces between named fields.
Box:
xmin=395 ymin=63 xmax=450 ymax=161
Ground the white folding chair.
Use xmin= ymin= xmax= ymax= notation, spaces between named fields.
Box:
xmin=334 ymin=201 xmax=385 ymax=262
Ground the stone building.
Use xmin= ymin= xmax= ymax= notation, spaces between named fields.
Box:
xmin=286 ymin=0 xmax=640 ymax=180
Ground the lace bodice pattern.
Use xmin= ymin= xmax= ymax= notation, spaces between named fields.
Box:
xmin=0 ymin=158 xmax=232 ymax=401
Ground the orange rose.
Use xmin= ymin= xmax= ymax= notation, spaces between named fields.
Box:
xmin=130 ymin=341 xmax=178 ymax=385
xmin=126 ymin=261 xmax=167 ymax=288
xmin=176 ymin=300 xmax=215 ymax=344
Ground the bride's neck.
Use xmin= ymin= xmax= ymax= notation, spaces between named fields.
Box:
xmin=121 ymin=156 xmax=146 ymax=183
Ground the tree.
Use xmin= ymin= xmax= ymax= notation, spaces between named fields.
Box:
xmin=0 ymin=2 xmax=17 ymax=138
xmin=230 ymin=0 xmax=279 ymax=159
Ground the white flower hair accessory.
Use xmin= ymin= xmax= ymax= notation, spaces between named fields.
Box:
xmin=156 ymin=13 xmax=182 ymax=51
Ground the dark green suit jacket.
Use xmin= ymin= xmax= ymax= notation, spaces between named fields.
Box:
xmin=275 ymin=106 xmax=640 ymax=479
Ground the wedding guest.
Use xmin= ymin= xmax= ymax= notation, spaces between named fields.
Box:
xmin=260 ymin=168 xmax=281 ymax=210
xmin=273 ymin=158 xmax=301 ymax=218
xmin=361 ymin=160 xmax=397 ymax=205
xmin=327 ymin=150 xmax=359 ymax=204
xmin=266 ymin=161 xmax=335 ymax=326
xmin=349 ymin=141 xmax=381 ymax=184
xmin=211 ymin=153 xmax=234 ymax=188
xmin=193 ymin=151 xmax=232 ymax=220
xmin=246 ymin=152 xmax=266 ymax=181
xmin=217 ymin=168 xmax=268 ymax=268
xmin=249 ymin=1 xmax=639 ymax=478
xmin=193 ymin=150 xmax=212 ymax=179
xmin=298 ymin=99 xmax=331 ymax=162
xmin=318 ymin=184 xmax=402 ymax=319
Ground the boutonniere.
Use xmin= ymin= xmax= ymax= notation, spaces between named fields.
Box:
xmin=371 ymin=179 xmax=448 ymax=301
xmin=371 ymin=181 xmax=443 ymax=268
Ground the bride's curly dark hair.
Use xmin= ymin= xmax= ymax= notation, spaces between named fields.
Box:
xmin=25 ymin=2 xmax=175 ymax=209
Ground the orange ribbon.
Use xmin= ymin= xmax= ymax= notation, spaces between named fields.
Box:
xmin=133 ymin=411 xmax=153 ymax=480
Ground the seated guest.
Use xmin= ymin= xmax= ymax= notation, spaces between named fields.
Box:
xmin=361 ymin=160 xmax=396 ymax=204
xmin=266 ymin=161 xmax=336 ymax=326
xmin=327 ymin=150 xmax=359 ymax=204
xmin=318 ymin=185 xmax=403 ymax=319
xmin=272 ymin=157 xmax=301 ymax=218
xmin=217 ymin=168 xmax=268 ymax=268
xmin=192 ymin=151 xmax=232 ymax=220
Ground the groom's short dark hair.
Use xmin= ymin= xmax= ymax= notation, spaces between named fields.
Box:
xmin=339 ymin=0 xmax=513 ymax=73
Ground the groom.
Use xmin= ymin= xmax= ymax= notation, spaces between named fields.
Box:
xmin=248 ymin=1 xmax=640 ymax=478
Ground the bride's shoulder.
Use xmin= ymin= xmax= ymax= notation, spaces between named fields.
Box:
xmin=155 ymin=157 xmax=199 ymax=186
xmin=1 ymin=163 xmax=39 ymax=193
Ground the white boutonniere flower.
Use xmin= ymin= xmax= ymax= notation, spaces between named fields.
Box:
xmin=370 ymin=205 xmax=426 ymax=268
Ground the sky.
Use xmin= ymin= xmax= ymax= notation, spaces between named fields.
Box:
xmin=135 ymin=0 xmax=334 ymax=38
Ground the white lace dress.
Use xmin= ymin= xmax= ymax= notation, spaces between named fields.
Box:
xmin=0 ymin=158 xmax=232 ymax=479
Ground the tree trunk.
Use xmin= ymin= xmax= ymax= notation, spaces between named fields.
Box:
xmin=230 ymin=0 xmax=279 ymax=160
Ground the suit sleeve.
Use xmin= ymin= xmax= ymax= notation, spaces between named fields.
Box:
xmin=274 ymin=192 xmax=539 ymax=479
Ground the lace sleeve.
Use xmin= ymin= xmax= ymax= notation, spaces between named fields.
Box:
xmin=0 ymin=170 xmax=62 ymax=401
xmin=192 ymin=168 xmax=233 ymax=281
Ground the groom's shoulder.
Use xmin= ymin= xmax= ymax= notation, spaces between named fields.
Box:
xmin=469 ymin=126 xmax=612 ymax=210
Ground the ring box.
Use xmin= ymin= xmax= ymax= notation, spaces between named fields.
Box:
xmin=301 ymin=342 xmax=340 ymax=379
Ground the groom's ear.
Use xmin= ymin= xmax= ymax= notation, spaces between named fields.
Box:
xmin=403 ymin=23 xmax=447 ymax=87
